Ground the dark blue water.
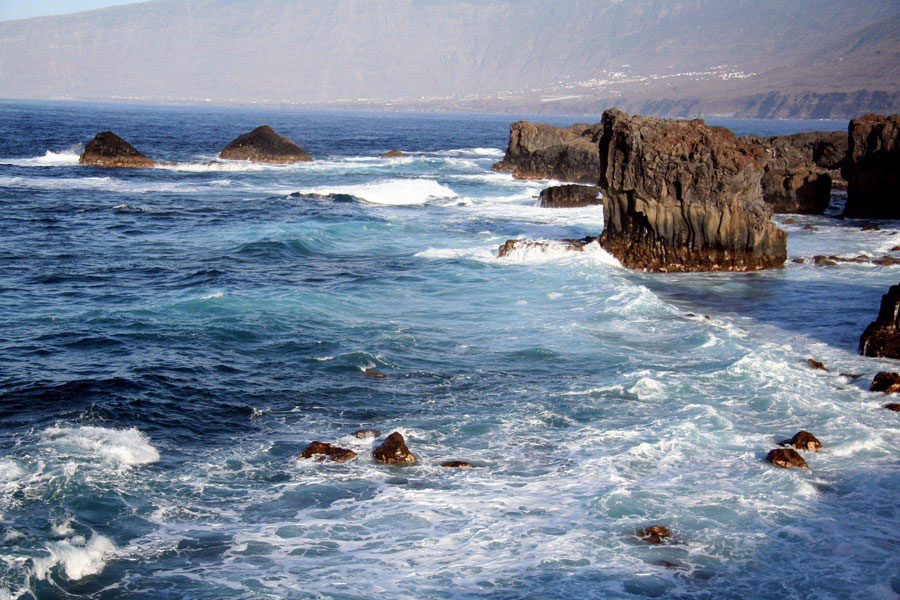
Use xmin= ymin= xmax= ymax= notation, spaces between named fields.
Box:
xmin=1 ymin=101 xmax=899 ymax=600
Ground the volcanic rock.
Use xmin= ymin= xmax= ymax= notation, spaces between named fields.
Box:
xmin=597 ymin=109 xmax=786 ymax=272
xmin=219 ymin=125 xmax=313 ymax=164
xmin=381 ymin=149 xmax=405 ymax=158
xmin=870 ymin=371 xmax=900 ymax=393
xmin=300 ymin=441 xmax=357 ymax=462
xmin=352 ymin=428 xmax=382 ymax=439
xmin=372 ymin=432 xmax=417 ymax=464
xmin=497 ymin=236 xmax=598 ymax=258
xmin=860 ymin=283 xmax=900 ymax=358
xmin=538 ymin=184 xmax=602 ymax=208
xmin=842 ymin=114 xmax=900 ymax=218
xmin=79 ymin=131 xmax=155 ymax=168
xmin=637 ymin=525 xmax=671 ymax=544
xmin=765 ymin=448 xmax=808 ymax=468
xmin=440 ymin=461 xmax=475 ymax=468
xmin=779 ymin=431 xmax=822 ymax=452
xmin=492 ymin=121 xmax=602 ymax=183
xmin=759 ymin=167 xmax=831 ymax=214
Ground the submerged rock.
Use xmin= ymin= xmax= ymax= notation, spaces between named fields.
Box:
xmin=779 ymin=431 xmax=822 ymax=452
xmin=842 ymin=114 xmax=900 ymax=218
xmin=860 ymin=283 xmax=900 ymax=358
xmin=492 ymin=121 xmax=602 ymax=182
xmin=352 ymin=428 xmax=382 ymax=439
xmin=597 ymin=109 xmax=786 ymax=272
xmin=363 ymin=368 xmax=386 ymax=379
xmin=372 ymin=432 xmax=417 ymax=464
xmin=637 ymin=525 xmax=671 ymax=544
xmin=870 ymin=371 xmax=900 ymax=393
xmin=440 ymin=460 xmax=475 ymax=468
xmin=219 ymin=125 xmax=313 ymax=164
xmin=538 ymin=184 xmax=602 ymax=208
xmin=884 ymin=403 xmax=900 ymax=412
xmin=497 ymin=236 xmax=598 ymax=258
xmin=765 ymin=448 xmax=808 ymax=468
xmin=79 ymin=131 xmax=155 ymax=168
xmin=300 ymin=441 xmax=357 ymax=462
xmin=381 ymin=149 xmax=405 ymax=158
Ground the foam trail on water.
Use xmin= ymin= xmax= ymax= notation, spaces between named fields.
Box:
xmin=302 ymin=178 xmax=457 ymax=205
xmin=39 ymin=425 xmax=160 ymax=466
xmin=0 ymin=149 xmax=81 ymax=167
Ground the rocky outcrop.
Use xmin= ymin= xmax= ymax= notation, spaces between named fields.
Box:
xmin=300 ymin=441 xmax=357 ymax=462
xmin=842 ymin=114 xmax=900 ymax=218
xmin=497 ymin=236 xmax=598 ymax=258
xmin=759 ymin=167 xmax=832 ymax=214
xmin=860 ymin=283 xmax=900 ymax=358
xmin=870 ymin=372 xmax=900 ymax=393
xmin=79 ymin=131 xmax=155 ymax=168
xmin=372 ymin=432 xmax=416 ymax=464
xmin=637 ymin=525 xmax=671 ymax=544
xmin=381 ymin=150 xmax=405 ymax=158
xmin=492 ymin=121 xmax=602 ymax=183
xmin=765 ymin=448 xmax=808 ymax=468
xmin=779 ymin=431 xmax=822 ymax=452
xmin=597 ymin=109 xmax=787 ymax=272
xmin=538 ymin=185 xmax=601 ymax=208
xmin=219 ymin=125 xmax=313 ymax=164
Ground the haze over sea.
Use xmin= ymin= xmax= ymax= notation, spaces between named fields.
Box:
xmin=1 ymin=101 xmax=899 ymax=599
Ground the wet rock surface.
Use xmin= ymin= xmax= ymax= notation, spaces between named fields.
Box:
xmin=300 ymin=441 xmax=357 ymax=462
xmin=440 ymin=460 xmax=475 ymax=468
xmin=779 ymin=431 xmax=822 ymax=452
xmin=870 ymin=371 xmax=900 ymax=393
xmin=492 ymin=121 xmax=602 ymax=183
xmin=79 ymin=131 xmax=155 ymax=168
xmin=637 ymin=525 xmax=671 ymax=544
xmin=765 ymin=448 xmax=809 ymax=468
xmin=372 ymin=432 xmax=417 ymax=464
xmin=352 ymin=428 xmax=381 ymax=439
xmin=538 ymin=184 xmax=602 ymax=208
xmin=860 ymin=283 xmax=900 ymax=358
xmin=219 ymin=125 xmax=313 ymax=164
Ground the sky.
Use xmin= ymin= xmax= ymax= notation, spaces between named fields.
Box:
xmin=0 ymin=0 xmax=145 ymax=22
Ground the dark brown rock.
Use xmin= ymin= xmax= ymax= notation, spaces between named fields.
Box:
xmin=79 ymin=131 xmax=155 ymax=168
xmin=782 ymin=218 xmax=796 ymax=225
xmin=890 ymin=246 xmax=900 ymax=252
xmin=813 ymin=256 xmax=838 ymax=266
xmin=779 ymin=431 xmax=822 ymax=452
xmin=381 ymin=150 xmax=405 ymax=158
xmin=352 ymin=428 xmax=381 ymax=439
xmin=873 ymin=256 xmax=900 ymax=266
xmin=637 ymin=525 xmax=671 ymax=544
xmin=765 ymin=448 xmax=808 ymax=468
xmin=497 ymin=236 xmax=598 ymax=258
xmin=842 ymin=114 xmax=900 ymax=218
xmin=219 ymin=125 xmax=313 ymax=164
xmin=597 ymin=109 xmax=786 ymax=272
xmin=440 ymin=460 xmax=475 ymax=468
xmin=492 ymin=121 xmax=602 ymax=183
xmin=300 ymin=441 xmax=357 ymax=462
xmin=870 ymin=371 xmax=900 ymax=393
xmin=759 ymin=167 xmax=831 ymax=214
xmin=807 ymin=358 xmax=827 ymax=370
xmin=792 ymin=258 xmax=806 ymax=264
xmin=538 ymin=184 xmax=601 ymax=208
xmin=364 ymin=368 xmax=386 ymax=379
xmin=841 ymin=373 xmax=863 ymax=379
xmin=884 ymin=403 xmax=900 ymax=411
xmin=372 ymin=432 xmax=417 ymax=464
xmin=860 ymin=283 xmax=900 ymax=358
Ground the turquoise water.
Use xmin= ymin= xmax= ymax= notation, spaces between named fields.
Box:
xmin=1 ymin=101 xmax=899 ymax=599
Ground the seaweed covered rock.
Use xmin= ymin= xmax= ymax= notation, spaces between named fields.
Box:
xmin=860 ymin=283 xmax=900 ymax=358
xmin=538 ymin=184 xmax=601 ymax=208
xmin=492 ymin=121 xmax=602 ymax=183
xmin=842 ymin=114 xmax=900 ymax=218
xmin=79 ymin=131 xmax=155 ymax=168
xmin=597 ymin=109 xmax=786 ymax=272
xmin=219 ymin=125 xmax=313 ymax=164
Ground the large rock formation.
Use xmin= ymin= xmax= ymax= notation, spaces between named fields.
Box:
xmin=219 ymin=125 xmax=313 ymax=164
xmin=759 ymin=167 xmax=832 ymax=214
xmin=842 ymin=114 xmax=900 ymax=218
xmin=538 ymin=184 xmax=602 ymax=208
xmin=597 ymin=109 xmax=787 ymax=272
xmin=860 ymin=283 xmax=900 ymax=358
xmin=492 ymin=121 xmax=602 ymax=183
xmin=79 ymin=131 xmax=155 ymax=168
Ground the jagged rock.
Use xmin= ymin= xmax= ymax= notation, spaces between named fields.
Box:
xmin=497 ymin=236 xmax=598 ymax=258
xmin=538 ymin=184 xmax=601 ymax=208
xmin=440 ymin=460 xmax=475 ymax=468
xmin=381 ymin=150 xmax=405 ymax=158
xmin=637 ymin=525 xmax=671 ymax=544
xmin=860 ymin=283 xmax=900 ymax=358
xmin=779 ymin=431 xmax=822 ymax=452
xmin=372 ymin=432 xmax=416 ymax=464
xmin=79 ymin=131 xmax=155 ymax=168
xmin=219 ymin=125 xmax=313 ymax=164
xmin=759 ymin=167 xmax=831 ymax=214
xmin=352 ymin=428 xmax=381 ymax=439
xmin=807 ymin=358 xmax=827 ymax=370
xmin=842 ymin=114 xmax=900 ymax=218
xmin=492 ymin=121 xmax=602 ymax=183
xmin=597 ymin=109 xmax=786 ymax=272
xmin=765 ymin=448 xmax=808 ymax=468
xmin=870 ymin=372 xmax=900 ymax=393
xmin=300 ymin=441 xmax=357 ymax=462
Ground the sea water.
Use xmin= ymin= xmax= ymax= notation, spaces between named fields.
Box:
xmin=0 ymin=101 xmax=898 ymax=600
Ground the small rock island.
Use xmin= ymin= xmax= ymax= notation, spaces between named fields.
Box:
xmin=79 ymin=131 xmax=155 ymax=168
xmin=219 ymin=125 xmax=313 ymax=164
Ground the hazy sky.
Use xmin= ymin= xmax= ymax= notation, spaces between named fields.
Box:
xmin=0 ymin=0 xmax=145 ymax=21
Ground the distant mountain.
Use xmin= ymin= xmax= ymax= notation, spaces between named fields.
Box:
xmin=1 ymin=0 xmax=899 ymax=118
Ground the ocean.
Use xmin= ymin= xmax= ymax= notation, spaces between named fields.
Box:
xmin=1 ymin=100 xmax=898 ymax=599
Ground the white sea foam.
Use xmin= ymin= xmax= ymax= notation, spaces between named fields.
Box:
xmin=302 ymin=179 xmax=456 ymax=206
xmin=0 ymin=149 xmax=81 ymax=167
xmin=432 ymin=147 xmax=504 ymax=157
xmin=40 ymin=425 xmax=160 ymax=467
xmin=156 ymin=160 xmax=272 ymax=172
xmin=33 ymin=533 xmax=117 ymax=581
xmin=497 ymin=239 xmax=621 ymax=266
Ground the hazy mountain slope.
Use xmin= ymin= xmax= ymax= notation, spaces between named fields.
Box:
xmin=0 ymin=0 xmax=898 ymax=116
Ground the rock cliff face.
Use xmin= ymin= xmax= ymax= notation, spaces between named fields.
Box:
xmin=219 ymin=125 xmax=313 ymax=164
xmin=492 ymin=121 xmax=602 ymax=183
xmin=538 ymin=185 xmax=601 ymax=208
xmin=860 ymin=283 xmax=900 ymax=358
xmin=842 ymin=114 xmax=900 ymax=218
xmin=759 ymin=167 xmax=832 ymax=214
xmin=597 ymin=109 xmax=787 ymax=272
xmin=79 ymin=131 xmax=155 ymax=168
